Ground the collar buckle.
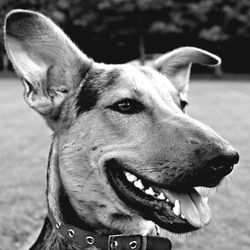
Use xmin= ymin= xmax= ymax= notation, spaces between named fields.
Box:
xmin=108 ymin=234 xmax=144 ymax=250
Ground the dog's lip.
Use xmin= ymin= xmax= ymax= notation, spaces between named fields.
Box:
xmin=105 ymin=160 xmax=209 ymax=233
xmin=124 ymin=171 xmax=211 ymax=229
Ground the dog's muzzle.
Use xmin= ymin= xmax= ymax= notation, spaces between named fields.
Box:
xmin=105 ymin=151 xmax=239 ymax=234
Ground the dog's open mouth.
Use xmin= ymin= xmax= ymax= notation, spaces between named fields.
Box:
xmin=106 ymin=161 xmax=211 ymax=234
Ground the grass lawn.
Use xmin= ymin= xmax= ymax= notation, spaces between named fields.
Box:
xmin=0 ymin=77 xmax=249 ymax=250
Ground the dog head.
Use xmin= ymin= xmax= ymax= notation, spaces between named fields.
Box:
xmin=4 ymin=10 xmax=239 ymax=235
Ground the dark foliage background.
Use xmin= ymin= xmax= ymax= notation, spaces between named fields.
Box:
xmin=1 ymin=0 xmax=250 ymax=72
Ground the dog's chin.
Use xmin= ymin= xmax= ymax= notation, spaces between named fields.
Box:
xmin=106 ymin=160 xmax=212 ymax=234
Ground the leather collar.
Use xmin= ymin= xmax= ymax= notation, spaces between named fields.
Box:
xmin=48 ymin=208 xmax=172 ymax=250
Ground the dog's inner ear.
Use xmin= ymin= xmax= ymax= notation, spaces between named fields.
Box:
xmin=153 ymin=47 xmax=221 ymax=100
xmin=4 ymin=10 xmax=92 ymax=120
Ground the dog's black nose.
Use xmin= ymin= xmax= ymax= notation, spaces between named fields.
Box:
xmin=193 ymin=150 xmax=240 ymax=188
xmin=232 ymin=151 xmax=240 ymax=164
xmin=208 ymin=150 xmax=239 ymax=177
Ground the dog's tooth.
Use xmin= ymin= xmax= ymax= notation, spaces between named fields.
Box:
xmin=203 ymin=196 xmax=208 ymax=203
xmin=181 ymin=214 xmax=186 ymax=219
xmin=155 ymin=225 xmax=161 ymax=235
xmin=125 ymin=172 xmax=137 ymax=182
xmin=157 ymin=192 xmax=165 ymax=200
xmin=134 ymin=180 xmax=144 ymax=190
xmin=173 ymin=200 xmax=181 ymax=216
xmin=145 ymin=187 xmax=155 ymax=196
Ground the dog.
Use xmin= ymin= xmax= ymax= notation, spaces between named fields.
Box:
xmin=4 ymin=9 xmax=239 ymax=250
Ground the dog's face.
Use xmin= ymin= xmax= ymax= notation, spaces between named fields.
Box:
xmin=4 ymin=10 xmax=239 ymax=235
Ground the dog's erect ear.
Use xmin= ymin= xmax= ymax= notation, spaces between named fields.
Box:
xmin=153 ymin=47 xmax=221 ymax=99
xmin=4 ymin=10 xmax=92 ymax=121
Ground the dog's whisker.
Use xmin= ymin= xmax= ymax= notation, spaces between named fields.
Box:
xmin=80 ymin=167 xmax=99 ymax=189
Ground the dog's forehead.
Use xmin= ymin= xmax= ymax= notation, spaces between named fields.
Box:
xmin=104 ymin=64 xmax=178 ymax=99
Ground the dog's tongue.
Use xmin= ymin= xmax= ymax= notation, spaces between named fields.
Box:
xmin=169 ymin=188 xmax=211 ymax=228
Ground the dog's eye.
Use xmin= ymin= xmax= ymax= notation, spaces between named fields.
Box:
xmin=180 ymin=99 xmax=188 ymax=111
xmin=110 ymin=99 xmax=144 ymax=114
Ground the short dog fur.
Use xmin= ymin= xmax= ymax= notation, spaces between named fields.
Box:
xmin=4 ymin=10 xmax=239 ymax=250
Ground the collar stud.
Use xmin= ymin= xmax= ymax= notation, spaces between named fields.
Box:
xmin=68 ymin=229 xmax=75 ymax=238
xmin=55 ymin=222 xmax=61 ymax=229
xmin=86 ymin=236 xmax=95 ymax=245
xmin=129 ymin=240 xmax=138 ymax=249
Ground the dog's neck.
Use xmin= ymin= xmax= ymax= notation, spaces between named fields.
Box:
xmin=29 ymin=137 xmax=109 ymax=250
xmin=46 ymin=136 xmax=98 ymax=232
xmin=28 ymin=139 xmax=90 ymax=250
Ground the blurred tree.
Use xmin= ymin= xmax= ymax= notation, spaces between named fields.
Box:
xmin=197 ymin=0 xmax=250 ymax=74
xmin=1 ymin=0 xmax=250 ymax=71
